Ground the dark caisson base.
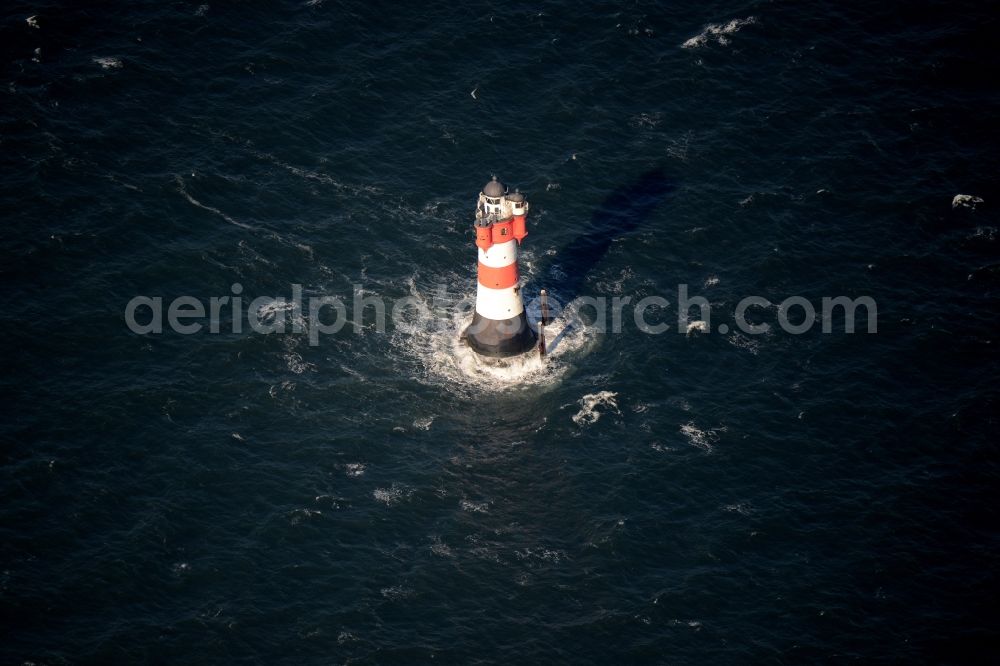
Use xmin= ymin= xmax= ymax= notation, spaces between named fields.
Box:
xmin=462 ymin=310 xmax=537 ymax=358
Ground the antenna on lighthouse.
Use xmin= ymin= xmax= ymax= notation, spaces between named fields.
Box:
xmin=538 ymin=289 xmax=548 ymax=359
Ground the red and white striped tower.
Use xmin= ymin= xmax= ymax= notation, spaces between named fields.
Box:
xmin=463 ymin=176 xmax=537 ymax=358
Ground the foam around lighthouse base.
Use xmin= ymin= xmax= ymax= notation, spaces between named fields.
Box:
xmin=462 ymin=310 xmax=537 ymax=358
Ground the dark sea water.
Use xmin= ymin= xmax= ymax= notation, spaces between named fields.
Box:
xmin=3 ymin=1 xmax=999 ymax=663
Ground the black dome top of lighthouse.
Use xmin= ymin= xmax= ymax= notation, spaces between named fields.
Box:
xmin=483 ymin=176 xmax=505 ymax=197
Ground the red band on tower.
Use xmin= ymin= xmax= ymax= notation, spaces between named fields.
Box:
xmin=477 ymin=261 xmax=519 ymax=289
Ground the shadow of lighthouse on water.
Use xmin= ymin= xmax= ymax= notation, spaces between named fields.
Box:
xmin=527 ymin=167 xmax=676 ymax=353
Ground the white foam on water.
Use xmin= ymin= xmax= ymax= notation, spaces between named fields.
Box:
xmin=952 ymin=193 xmax=984 ymax=210
xmin=277 ymin=160 xmax=380 ymax=196
xmin=238 ymin=135 xmax=379 ymax=196
xmin=379 ymin=585 xmax=414 ymax=600
xmin=572 ymin=390 xmax=619 ymax=425
xmin=413 ymin=416 xmax=434 ymax=430
xmin=459 ymin=499 xmax=491 ymax=513
xmin=344 ymin=463 xmax=366 ymax=477
xmin=514 ymin=547 xmax=569 ymax=563
xmin=314 ymin=494 xmax=349 ymax=509
xmin=727 ymin=332 xmax=761 ymax=355
xmin=593 ymin=266 xmax=635 ymax=295
xmin=268 ymin=379 xmax=295 ymax=399
xmin=287 ymin=508 xmax=322 ymax=524
xmin=259 ymin=303 xmax=313 ymax=377
xmin=256 ymin=298 xmax=294 ymax=323
xmin=390 ymin=276 xmax=596 ymax=396
xmin=667 ymin=618 xmax=704 ymax=630
xmin=686 ymin=320 xmax=708 ymax=336
xmin=680 ymin=422 xmax=719 ymax=452
xmin=429 ymin=536 xmax=454 ymax=557
xmin=682 ymin=16 xmax=757 ymax=49
xmin=723 ymin=502 xmax=754 ymax=516
xmin=630 ymin=112 xmax=663 ymax=128
xmin=175 ymin=175 xmax=254 ymax=230
xmin=93 ymin=56 xmax=123 ymax=70
xmin=206 ymin=129 xmax=381 ymax=206
xmin=665 ymin=130 xmax=695 ymax=161
xmin=373 ymin=483 xmax=412 ymax=506
xmin=282 ymin=351 xmax=311 ymax=374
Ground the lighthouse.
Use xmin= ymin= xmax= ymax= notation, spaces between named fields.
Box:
xmin=462 ymin=176 xmax=537 ymax=358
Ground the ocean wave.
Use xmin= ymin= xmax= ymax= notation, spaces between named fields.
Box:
xmin=380 ymin=584 xmax=414 ymax=600
xmin=429 ymin=536 xmax=454 ymax=557
xmin=373 ymin=483 xmax=412 ymax=506
xmin=723 ymin=502 xmax=754 ymax=516
xmin=459 ymin=498 xmax=491 ymax=513
xmin=572 ymin=390 xmax=619 ymax=425
xmin=686 ymin=320 xmax=708 ymax=336
xmin=952 ymin=194 xmax=984 ymax=210
xmin=680 ymin=422 xmax=724 ymax=452
xmin=727 ymin=332 xmax=762 ymax=355
xmin=93 ymin=56 xmax=123 ymax=70
xmin=175 ymin=175 xmax=254 ymax=230
xmin=287 ymin=508 xmax=322 ymax=524
xmin=682 ymin=17 xmax=757 ymax=49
